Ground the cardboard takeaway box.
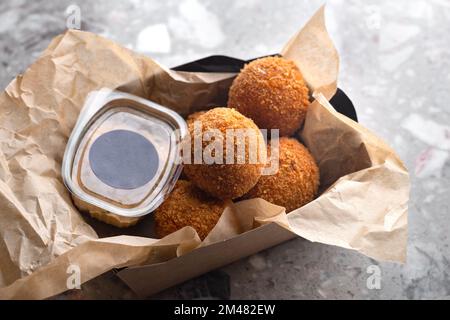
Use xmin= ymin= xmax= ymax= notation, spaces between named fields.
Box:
xmin=0 ymin=8 xmax=409 ymax=299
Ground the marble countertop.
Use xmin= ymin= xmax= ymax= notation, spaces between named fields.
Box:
xmin=1 ymin=0 xmax=449 ymax=300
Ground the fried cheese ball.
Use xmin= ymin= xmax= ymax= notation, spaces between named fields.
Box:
xmin=244 ymin=137 xmax=320 ymax=213
xmin=184 ymin=107 xmax=266 ymax=200
xmin=154 ymin=180 xmax=227 ymax=240
xmin=228 ymin=57 xmax=310 ymax=137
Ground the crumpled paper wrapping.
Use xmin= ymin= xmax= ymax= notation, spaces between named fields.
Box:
xmin=0 ymin=7 xmax=409 ymax=299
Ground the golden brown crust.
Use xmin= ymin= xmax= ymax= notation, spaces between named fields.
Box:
xmin=154 ymin=180 xmax=227 ymax=240
xmin=228 ymin=57 xmax=310 ymax=137
xmin=184 ymin=107 xmax=266 ymax=200
xmin=186 ymin=111 xmax=207 ymax=126
xmin=244 ymin=137 xmax=320 ymax=213
xmin=72 ymin=195 xmax=141 ymax=228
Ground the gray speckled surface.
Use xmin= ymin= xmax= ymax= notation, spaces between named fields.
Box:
xmin=1 ymin=0 xmax=449 ymax=300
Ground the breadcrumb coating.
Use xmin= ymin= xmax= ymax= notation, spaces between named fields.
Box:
xmin=154 ymin=180 xmax=227 ymax=240
xmin=179 ymin=111 xmax=210 ymax=180
xmin=186 ymin=111 xmax=207 ymax=126
xmin=184 ymin=107 xmax=266 ymax=200
xmin=228 ymin=57 xmax=310 ymax=137
xmin=244 ymin=137 xmax=320 ymax=213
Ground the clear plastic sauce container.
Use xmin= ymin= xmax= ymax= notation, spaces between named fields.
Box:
xmin=62 ymin=89 xmax=187 ymax=227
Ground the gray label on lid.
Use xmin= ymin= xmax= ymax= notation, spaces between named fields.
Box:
xmin=89 ymin=129 xmax=159 ymax=190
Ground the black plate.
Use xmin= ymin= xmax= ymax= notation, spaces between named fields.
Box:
xmin=172 ymin=55 xmax=358 ymax=123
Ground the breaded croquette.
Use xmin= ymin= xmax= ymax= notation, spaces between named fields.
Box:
xmin=228 ymin=57 xmax=310 ymax=137
xmin=154 ymin=180 xmax=227 ymax=240
xmin=244 ymin=137 xmax=319 ymax=213
xmin=184 ymin=107 xmax=266 ymax=200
